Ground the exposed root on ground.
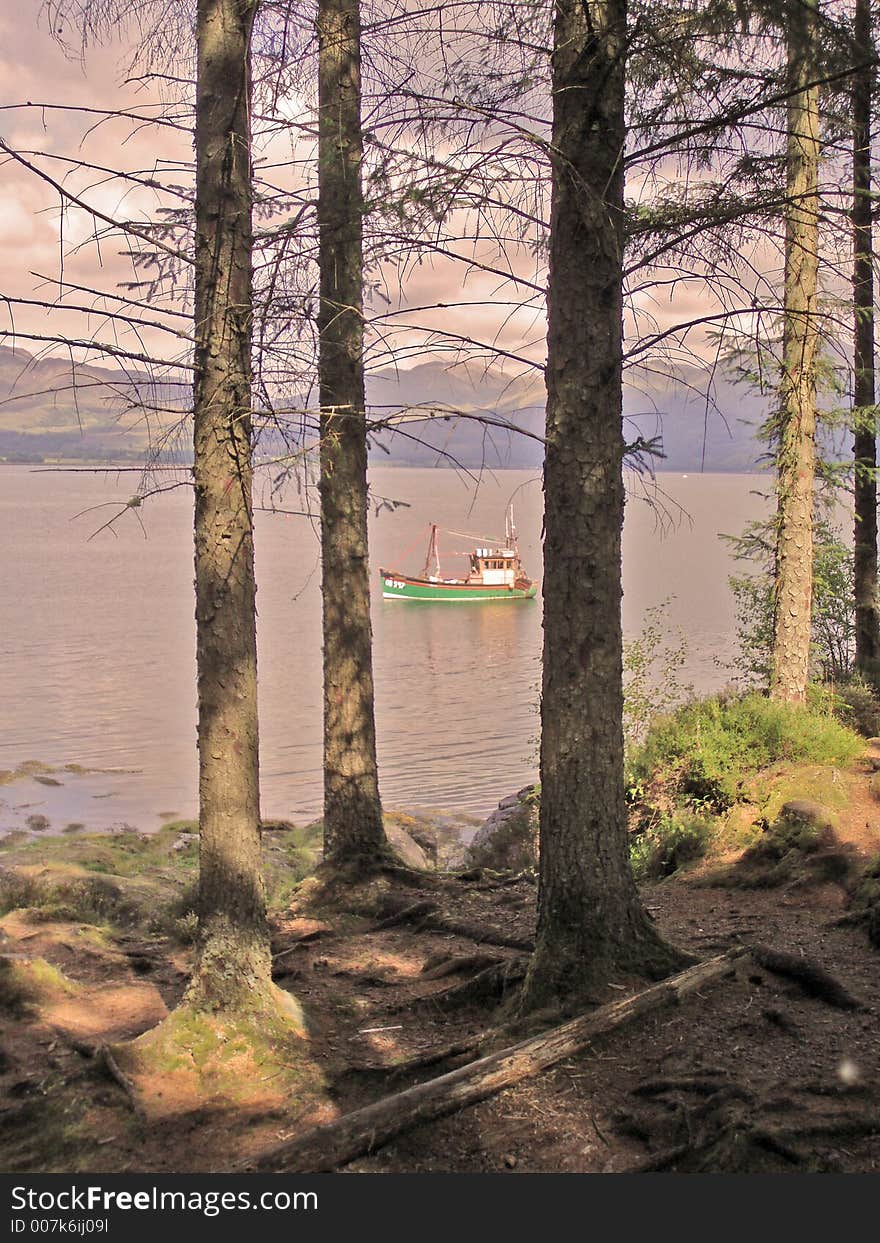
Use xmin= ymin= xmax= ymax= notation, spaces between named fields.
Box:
xmin=749 ymin=944 xmax=862 ymax=1010
xmin=244 ymin=950 xmax=743 ymax=1173
xmin=620 ymin=1075 xmax=879 ymax=1173
xmin=406 ymin=959 xmax=528 ymax=1012
xmin=368 ymin=894 xmax=533 ymax=951
xmin=420 ymin=952 xmax=504 ymax=980
xmin=99 ymin=1044 xmax=146 ymax=1122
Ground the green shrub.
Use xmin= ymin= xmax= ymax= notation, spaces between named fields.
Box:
xmin=851 ymin=855 xmax=880 ymax=912
xmin=631 ymin=812 xmax=713 ymax=881
xmin=830 ymin=679 xmax=880 ymax=738
xmin=741 ymin=816 xmax=824 ymax=865
xmin=726 ymin=513 xmax=857 ymax=687
xmin=627 ymin=692 xmax=863 ymax=812
xmin=623 ymin=599 xmax=692 ymax=743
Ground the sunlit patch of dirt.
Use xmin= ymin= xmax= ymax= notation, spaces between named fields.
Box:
xmin=47 ymin=983 xmax=167 ymax=1045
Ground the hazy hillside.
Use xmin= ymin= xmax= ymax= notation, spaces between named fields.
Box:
xmin=365 ymin=360 xmax=770 ymax=471
xmin=0 ymin=345 xmax=770 ymax=471
xmin=0 ymin=346 xmax=188 ymax=462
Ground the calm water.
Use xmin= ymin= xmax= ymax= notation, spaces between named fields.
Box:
xmin=0 ymin=465 xmax=769 ymax=832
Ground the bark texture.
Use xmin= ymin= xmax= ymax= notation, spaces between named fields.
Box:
xmin=771 ymin=0 xmax=820 ymax=704
xmin=852 ymin=0 xmax=880 ymax=681
xmin=520 ymin=0 xmax=685 ymax=1012
xmin=189 ymin=0 xmax=272 ymax=1009
xmin=318 ymin=0 xmax=386 ymax=863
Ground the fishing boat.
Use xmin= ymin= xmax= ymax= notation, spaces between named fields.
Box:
xmin=379 ymin=508 xmax=538 ymax=602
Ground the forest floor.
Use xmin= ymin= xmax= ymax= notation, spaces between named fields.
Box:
xmin=1 ymin=754 xmax=879 ymax=1175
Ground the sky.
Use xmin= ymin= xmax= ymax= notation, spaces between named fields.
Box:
xmin=0 ymin=0 xmax=798 ymax=408
xmin=1 ymin=5 xmax=193 ymax=377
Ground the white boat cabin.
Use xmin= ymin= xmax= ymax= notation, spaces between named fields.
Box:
xmin=470 ymin=547 xmax=519 ymax=586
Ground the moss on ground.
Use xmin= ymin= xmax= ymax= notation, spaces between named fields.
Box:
xmin=0 ymin=955 xmax=78 ymax=1015
xmin=112 ymin=988 xmax=325 ymax=1118
xmin=628 ymin=692 xmax=862 ymax=813
xmin=0 ymin=821 xmax=323 ymax=942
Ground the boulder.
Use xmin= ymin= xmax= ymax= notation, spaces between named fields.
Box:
xmin=466 ymin=787 xmax=539 ymax=871
xmin=382 ymin=810 xmax=481 ymax=871
xmin=385 ymin=821 xmax=431 ymax=871
xmin=778 ymin=800 xmax=838 ymax=836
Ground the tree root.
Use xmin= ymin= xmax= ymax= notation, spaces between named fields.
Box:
xmin=632 ymin=1077 xmax=752 ymax=1100
xmin=420 ymin=952 xmax=504 ymax=980
xmin=271 ymin=930 xmax=333 ymax=966
xmin=622 ymin=1065 xmax=878 ymax=1173
xmin=243 ymin=949 xmax=744 ymax=1173
xmin=349 ymin=1034 xmax=489 ymax=1078
xmin=98 ymin=1044 xmax=146 ymax=1123
xmin=370 ymin=900 xmax=439 ymax=930
xmin=368 ymin=896 xmax=534 ymax=951
xmin=411 ymin=959 xmax=528 ymax=1012
xmin=53 ymin=1028 xmax=97 ymax=1059
xmin=749 ymin=944 xmax=862 ymax=1010
xmin=453 ymin=867 xmax=537 ymax=889
xmin=424 ymin=918 xmax=533 ymax=951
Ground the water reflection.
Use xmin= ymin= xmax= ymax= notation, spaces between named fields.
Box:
xmin=0 ymin=466 xmax=768 ymax=830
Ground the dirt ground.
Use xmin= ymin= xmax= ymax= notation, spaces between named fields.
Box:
xmin=1 ymin=786 xmax=879 ymax=1175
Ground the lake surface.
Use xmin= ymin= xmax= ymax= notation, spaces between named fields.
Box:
xmin=0 ymin=465 xmax=770 ymax=833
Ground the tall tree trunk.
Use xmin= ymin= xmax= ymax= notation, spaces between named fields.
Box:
xmin=189 ymin=0 xmax=271 ymax=1009
xmin=520 ymin=0 xmax=685 ymax=1011
xmin=771 ymin=0 xmax=820 ymax=704
xmin=317 ymin=0 xmax=386 ymax=863
xmin=853 ymin=0 xmax=880 ymax=681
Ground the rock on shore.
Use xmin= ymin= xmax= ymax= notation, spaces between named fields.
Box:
xmin=465 ymin=786 xmax=539 ymax=871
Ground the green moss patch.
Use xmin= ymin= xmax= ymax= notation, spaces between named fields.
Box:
xmin=0 ymin=821 xmax=322 ymax=941
xmin=113 ymin=993 xmax=326 ymax=1117
xmin=0 ymin=955 xmax=78 ymax=1016
xmin=703 ymin=803 xmax=856 ymax=890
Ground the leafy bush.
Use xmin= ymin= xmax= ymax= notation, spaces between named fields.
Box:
xmin=631 ymin=812 xmax=713 ymax=881
xmin=741 ymin=815 xmax=826 ymax=865
xmin=627 ymin=691 xmax=863 ymax=814
xmin=831 ymin=679 xmax=880 ymax=738
xmin=726 ymin=516 xmax=857 ymax=687
xmin=623 ymin=599 xmax=692 ymax=743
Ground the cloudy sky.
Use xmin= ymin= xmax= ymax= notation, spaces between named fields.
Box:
xmin=2 ymin=4 xmax=195 ymax=378
xmin=0 ymin=1 xmax=787 ymax=406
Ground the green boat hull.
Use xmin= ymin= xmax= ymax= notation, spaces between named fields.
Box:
xmin=380 ymin=572 xmax=537 ymax=602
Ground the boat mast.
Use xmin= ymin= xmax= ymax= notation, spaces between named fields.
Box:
xmin=506 ymin=504 xmax=519 ymax=550
xmin=423 ymin=523 xmax=441 ymax=577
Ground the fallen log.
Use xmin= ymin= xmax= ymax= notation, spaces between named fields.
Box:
xmin=247 ymin=948 xmax=745 ymax=1173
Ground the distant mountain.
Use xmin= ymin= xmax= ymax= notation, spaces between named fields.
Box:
xmin=0 ymin=345 xmax=771 ymax=471
xmin=0 ymin=345 xmax=188 ymax=463
xmin=365 ymin=360 xmax=771 ymax=472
